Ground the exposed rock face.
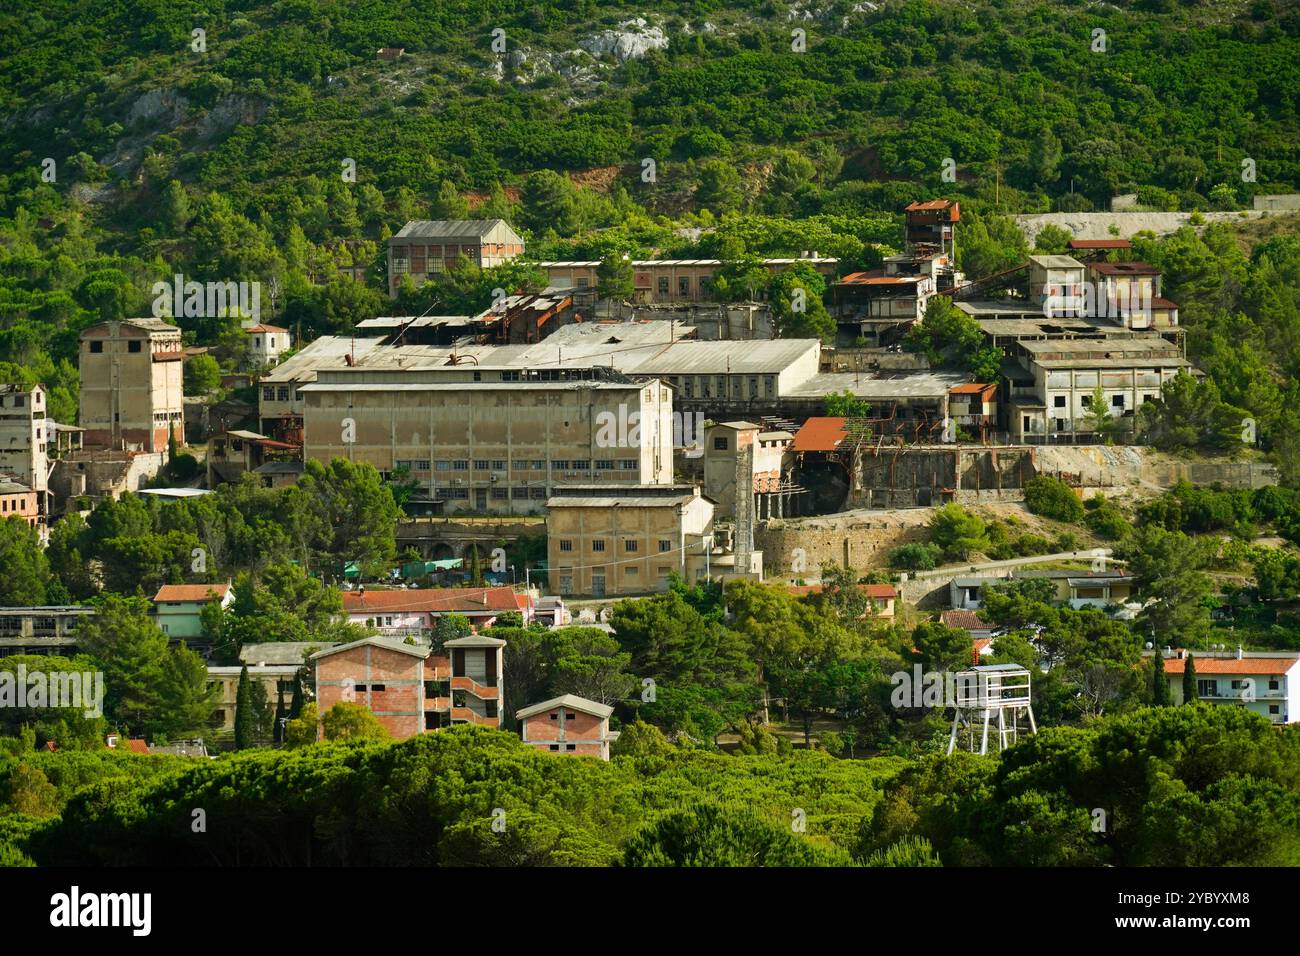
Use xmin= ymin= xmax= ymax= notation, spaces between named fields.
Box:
xmin=578 ymin=18 xmax=668 ymax=62
xmin=126 ymin=88 xmax=189 ymax=129
xmin=197 ymin=95 xmax=266 ymax=140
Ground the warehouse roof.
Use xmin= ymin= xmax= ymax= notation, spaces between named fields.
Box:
xmin=393 ymin=219 xmax=520 ymax=240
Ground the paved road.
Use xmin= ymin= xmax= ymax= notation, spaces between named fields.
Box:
xmin=906 ymin=548 xmax=1122 ymax=582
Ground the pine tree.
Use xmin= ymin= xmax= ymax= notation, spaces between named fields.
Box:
xmin=1152 ymin=652 xmax=1169 ymax=705
xmin=1182 ymin=654 xmax=1198 ymax=704
xmin=234 ymin=665 xmax=254 ymax=750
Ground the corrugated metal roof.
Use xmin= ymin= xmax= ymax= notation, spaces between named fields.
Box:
xmin=393 ymin=219 xmax=518 ymax=240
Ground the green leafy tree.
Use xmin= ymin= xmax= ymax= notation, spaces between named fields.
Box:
xmin=595 ymin=252 xmax=635 ymax=301
xmin=927 ymin=504 xmax=989 ymax=560
xmin=1023 ymin=475 xmax=1084 ymax=523
xmin=321 ymin=701 xmax=389 ymax=742
xmin=0 ymin=517 xmax=50 ymax=605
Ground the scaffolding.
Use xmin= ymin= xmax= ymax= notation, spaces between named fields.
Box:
xmin=946 ymin=663 xmax=1037 ymax=755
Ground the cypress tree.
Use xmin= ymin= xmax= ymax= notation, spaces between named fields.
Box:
xmin=288 ymin=670 xmax=304 ymax=720
xmin=1182 ymin=654 xmax=1198 ymax=704
xmin=274 ymin=686 xmax=287 ymax=744
xmin=469 ymin=546 xmax=483 ymax=586
xmin=234 ymin=665 xmax=254 ymax=750
xmin=1152 ymin=652 xmax=1169 ymax=706
xmin=168 ymin=422 xmax=178 ymax=462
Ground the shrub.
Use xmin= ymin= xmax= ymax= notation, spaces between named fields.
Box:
xmin=888 ymin=542 xmax=940 ymax=571
xmin=1024 ymin=476 xmax=1085 ymax=522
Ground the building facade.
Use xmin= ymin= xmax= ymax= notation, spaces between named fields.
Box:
xmin=243 ymin=324 xmax=292 ymax=368
xmin=0 ymin=479 xmax=39 ymax=531
xmin=0 ymin=606 xmax=95 ymax=657
xmin=517 ymin=694 xmax=619 ymax=760
xmin=545 ymin=485 xmax=719 ymax=597
xmin=205 ymin=664 xmax=300 ymax=732
xmin=151 ymin=584 xmax=234 ymax=641
xmin=340 ymin=587 xmax=531 ymax=638
xmin=0 ymin=384 xmax=50 ymax=505
xmin=1161 ymin=651 xmax=1299 ymax=724
xmin=387 ymin=219 xmax=525 ymax=297
xmin=537 ymin=257 xmax=837 ymax=305
xmin=79 ymin=319 xmax=185 ymax=453
xmin=300 ymin=367 xmax=673 ymax=515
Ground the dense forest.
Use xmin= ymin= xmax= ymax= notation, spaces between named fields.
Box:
xmin=2 ymin=704 xmax=1296 ymax=867
xmin=1 ymin=0 xmax=1298 ymax=404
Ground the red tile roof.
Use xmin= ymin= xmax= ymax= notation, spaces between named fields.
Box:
xmin=941 ymin=610 xmax=991 ymax=631
xmin=243 ymin=324 xmax=289 ymax=334
xmin=342 ymin=587 xmax=523 ymax=615
xmin=1162 ymin=656 xmax=1299 ymax=675
xmin=153 ymin=583 xmax=232 ymax=603
xmin=972 ymin=637 xmax=995 ymax=664
xmin=793 ymin=417 xmax=849 ymax=453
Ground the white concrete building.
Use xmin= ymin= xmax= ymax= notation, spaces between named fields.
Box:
xmin=1161 ymin=650 xmax=1300 ymax=724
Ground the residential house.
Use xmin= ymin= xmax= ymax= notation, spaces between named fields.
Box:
xmin=312 ymin=636 xmax=432 ymax=739
xmin=789 ymin=582 xmax=897 ymax=620
xmin=205 ymin=664 xmax=300 ymax=732
xmin=949 ymin=570 xmax=1134 ymax=610
xmin=243 ymin=324 xmax=292 ymax=368
xmin=0 ymin=479 xmax=40 ymax=531
xmin=440 ymin=634 xmax=505 ymax=729
xmin=340 ymin=586 xmax=532 ymax=638
xmin=1159 ymin=649 xmax=1299 ymax=724
xmin=517 ymin=694 xmax=619 ymax=760
xmin=151 ymin=583 xmax=234 ymax=642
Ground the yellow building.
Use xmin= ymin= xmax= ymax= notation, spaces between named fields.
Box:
xmin=546 ymin=485 xmax=731 ymax=597
xmin=205 ymin=664 xmax=300 ymax=732
xmin=79 ymin=319 xmax=185 ymax=453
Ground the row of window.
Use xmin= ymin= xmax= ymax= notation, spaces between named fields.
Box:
xmin=558 ymin=539 xmax=674 ymax=554
xmin=1050 ymin=393 xmax=1157 ymax=409
xmin=86 ymin=339 xmax=174 ymax=354
xmin=394 ymin=458 xmax=639 ymax=474
xmin=435 ymin=487 xmax=548 ymax=500
xmin=672 ymin=374 xmax=776 ymax=401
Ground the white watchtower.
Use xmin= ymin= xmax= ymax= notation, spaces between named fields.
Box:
xmin=946 ymin=663 xmax=1037 ymax=755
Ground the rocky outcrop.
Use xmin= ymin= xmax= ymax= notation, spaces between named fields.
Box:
xmin=578 ymin=18 xmax=668 ymax=62
xmin=126 ymin=88 xmax=189 ymax=129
